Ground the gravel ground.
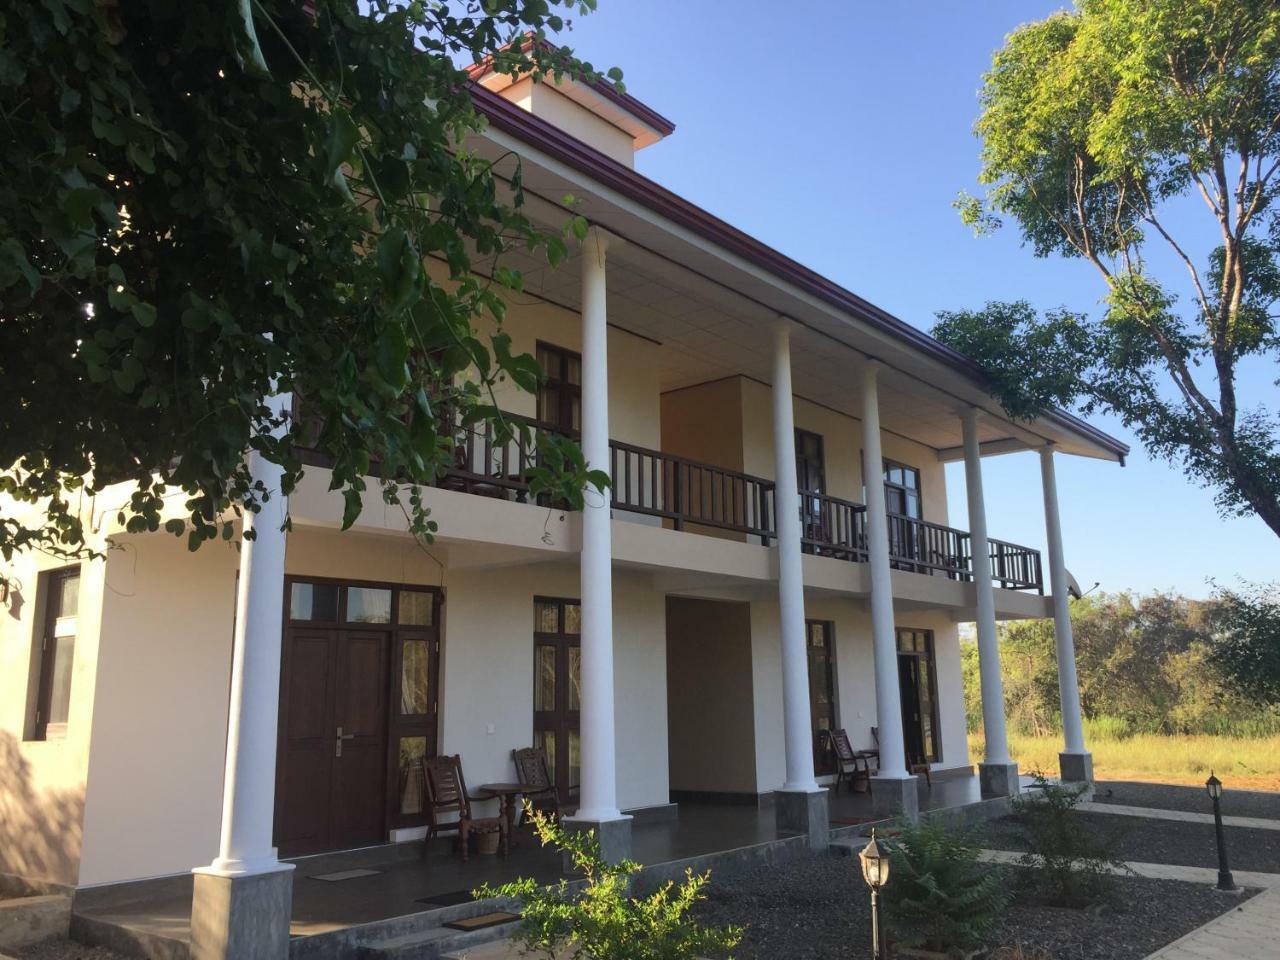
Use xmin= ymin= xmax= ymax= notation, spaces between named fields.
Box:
xmin=693 ymin=852 xmax=1250 ymax=960
xmin=973 ymin=810 xmax=1280 ymax=874
xmin=11 ymin=942 xmax=128 ymax=960
xmin=1093 ymin=780 xmax=1280 ymax=820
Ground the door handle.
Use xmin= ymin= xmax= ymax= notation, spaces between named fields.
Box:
xmin=335 ymin=725 xmax=356 ymax=757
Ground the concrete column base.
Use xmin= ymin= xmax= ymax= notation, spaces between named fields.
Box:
xmin=978 ymin=761 xmax=1021 ymax=798
xmin=774 ymin=788 xmax=830 ymax=850
xmin=870 ymin=775 xmax=919 ymax=822
xmin=562 ymin=815 xmax=634 ymax=868
xmin=190 ymin=865 xmax=293 ymax=960
xmin=1059 ymin=751 xmax=1094 ymax=784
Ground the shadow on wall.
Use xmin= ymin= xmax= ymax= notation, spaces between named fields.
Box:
xmin=0 ymin=732 xmax=84 ymax=888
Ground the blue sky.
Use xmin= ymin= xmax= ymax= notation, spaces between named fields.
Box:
xmin=553 ymin=0 xmax=1279 ymax=598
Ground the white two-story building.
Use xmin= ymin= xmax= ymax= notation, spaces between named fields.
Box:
xmin=0 ymin=53 xmax=1124 ymax=960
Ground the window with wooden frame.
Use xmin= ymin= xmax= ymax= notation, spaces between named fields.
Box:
xmin=536 ymin=342 xmax=582 ymax=434
xmin=805 ymin=620 xmax=838 ymax=775
xmin=30 ymin=567 xmax=80 ymax=741
xmin=533 ymin=596 xmax=581 ymax=803
xmin=882 ymin=459 xmax=922 ymax=519
xmin=895 ymin=627 xmax=941 ymax=764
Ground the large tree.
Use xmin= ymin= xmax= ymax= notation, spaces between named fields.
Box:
xmin=0 ymin=0 xmax=611 ymax=572
xmin=937 ymin=0 xmax=1280 ymax=537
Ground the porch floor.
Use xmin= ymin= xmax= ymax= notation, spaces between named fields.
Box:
xmin=73 ymin=774 xmax=1007 ymax=948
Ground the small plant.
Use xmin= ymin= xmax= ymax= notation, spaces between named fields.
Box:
xmin=883 ymin=817 xmax=1010 ymax=958
xmin=476 ymin=806 xmax=741 ymax=960
xmin=1012 ymin=773 xmax=1129 ymax=907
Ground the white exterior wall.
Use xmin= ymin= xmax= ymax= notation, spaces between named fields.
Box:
xmin=439 ymin=561 xmax=668 ymax=814
xmin=77 ymin=536 xmax=238 ymax=886
xmin=747 ymin=597 xmax=970 ymax=795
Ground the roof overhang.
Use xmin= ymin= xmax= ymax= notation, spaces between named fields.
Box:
xmin=465 ymin=84 xmax=1128 ymax=466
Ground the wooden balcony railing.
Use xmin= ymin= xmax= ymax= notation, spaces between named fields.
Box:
xmin=610 ymin=441 xmax=775 ymax=544
xmin=989 ymin=539 xmax=1043 ymax=592
xmin=302 ymin=405 xmax=1043 ymax=592
xmin=800 ymin=492 xmax=867 ymax=562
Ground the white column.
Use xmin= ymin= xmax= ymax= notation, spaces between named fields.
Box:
xmin=201 ymin=391 xmax=294 ymax=878
xmin=859 ymin=363 xmax=909 ymax=781
xmin=1040 ymin=446 xmax=1087 ymax=757
xmin=771 ymin=322 xmax=819 ymax=793
xmin=962 ymin=408 xmax=1011 ymax=765
xmin=575 ymin=227 xmax=621 ymax=821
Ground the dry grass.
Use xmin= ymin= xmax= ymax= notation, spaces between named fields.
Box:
xmin=968 ymin=732 xmax=1280 ymax=792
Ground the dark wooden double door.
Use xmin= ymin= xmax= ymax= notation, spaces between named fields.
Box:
xmin=275 ymin=628 xmax=391 ymax=856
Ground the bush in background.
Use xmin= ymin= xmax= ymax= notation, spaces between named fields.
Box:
xmin=884 ymin=818 xmax=1011 ymax=956
xmin=477 ymin=807 xmax=741 ymax=960
xmin=1012 ymin=775 xmax=1129 ymax=907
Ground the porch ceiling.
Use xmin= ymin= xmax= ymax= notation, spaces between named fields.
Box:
xmin=467 ymin=119 xmax=1125 ymax=464
xmin=489 ymin=238 xmax=1027 ymax=457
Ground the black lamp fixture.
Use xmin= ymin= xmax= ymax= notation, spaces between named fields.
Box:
xmin=1205 ymin=772 xmax=1237 ymax=892
xmin=859 ymin=829 xmax=891 ymax=960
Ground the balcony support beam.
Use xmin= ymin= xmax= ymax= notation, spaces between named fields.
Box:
xmin=769 ymin=321 xmax=827 ymax=847
xmin=566 ymin=227 xmax=633 ymax=859
xmin=962 ymin=408 xmax=1019 ymax=797
xmin=1040 ymin=445 xmax=1092 ymax=783
xmin=858 ymin=361 xmax=918 ymax=819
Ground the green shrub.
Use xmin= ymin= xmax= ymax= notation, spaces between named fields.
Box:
xmin=1012 ymin=773 xmax=1129 ymax=906
xmin=476 ymin=807 xmax=741 ymax=960
xmin=884 ymin=818 xmax=1011 ymax=957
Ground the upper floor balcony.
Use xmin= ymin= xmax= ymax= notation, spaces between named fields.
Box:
xmin=439 ymin=413 xmax=1044 ymax=593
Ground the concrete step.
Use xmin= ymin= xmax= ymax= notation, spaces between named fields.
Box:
xmin=359 ymin=916 xmax=523 ymax=960
xmin=828 ymin=838 xmax=862 ymax=858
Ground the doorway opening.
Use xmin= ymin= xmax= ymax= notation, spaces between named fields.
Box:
xmin=275 ymin=577 xmax=441 ymax=857
xmin=895 ymin=627 xmax=940 ymax=767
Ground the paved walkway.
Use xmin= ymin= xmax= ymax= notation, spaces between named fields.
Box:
xmin=977 ymin=849 xmax=1280 ymax=889
xmin=1078 ymin=800 xmax=1280 ymax=832
xmin=1143 ymin=884 xmax=1280 ymax=960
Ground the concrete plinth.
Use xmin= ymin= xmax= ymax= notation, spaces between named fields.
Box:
xmin=1059 ymin=751 xmax=1094 ymax=784
xmin=870 ymin=775 xmax=919 ymax=822
xmin=774 ymin=788 xmax=830 ymax=850
xmin=562 ymin=814 xmax=634 ymax=867
xmin=979 ymin=761 xmax=1021 ymax=798
xmin=191 ymin=866 xmax=293 ymax=960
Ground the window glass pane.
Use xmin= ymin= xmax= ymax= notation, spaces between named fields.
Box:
xmin=347 ymin=587 xmax=391 ymax=623
xmin=398 ymin=736 xmax=427 ymax=815
xmin=46 ymin=635 xmax=75 ymax=729
xmin=534 ymin=645 xmax=556 ymax=711
xmin=569 ymin=397 xmax=581 ymax=432
xmin=568 ymin=647 xmax=581 ymax=712
xmin=564 ymin=602 xmax=581 ymax=635
xmin=538 ymin=386 xmax=560 ymax=424
xmin=290 ymin=582 xmax=339 ymax=621
xmin=537 ymin=344 xmax=556 ymax=374
xmin=566 ymin=356 xmax=581 ymax=386
xmin=568 ymin=729 xmax=581 ymax=790
xmin=401 ymin=640 xmax=431 ymax=715
xmin=399 ymin=591 xmax=434 ymax=626
xmin=56 ymin=574 xmax=79 ymax=618
xmin=905 ymin=469 xmax=918 ymax=489
xmin=535 ymin=600 xmax=559 ymax=634
xmin=538 ymin=730 xmax=556 ymax=781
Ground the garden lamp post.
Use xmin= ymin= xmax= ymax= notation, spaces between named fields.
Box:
xmin=1205 ymin=773 xmax=1237 ymax=892
xmin=859 ymin=829 xmax=891 ymax=960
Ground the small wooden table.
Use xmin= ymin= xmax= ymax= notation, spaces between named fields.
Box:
xmin=477 ymin=782 xmax=539 ymax=851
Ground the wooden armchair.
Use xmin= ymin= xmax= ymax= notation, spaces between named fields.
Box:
xmin=829 ymin=729 xmax=873 ymax=795
xmin=423 ymin=754 xmax=507 ymax=861
xmin=871 ymin=726 xmax=931 ymax=787
xmin=512 ymin=747 xmax=563 ymax=822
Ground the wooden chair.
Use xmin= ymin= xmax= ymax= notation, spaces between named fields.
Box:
xmin=871 ymin=726 xmax=931 ymax=787
xmin=828 ymin=729 xmax=873 ymax=795
xmin=423 ymin=754 xmax=507 ymax=861
xmin=512 ymin=746 xmax=562 ymax=822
